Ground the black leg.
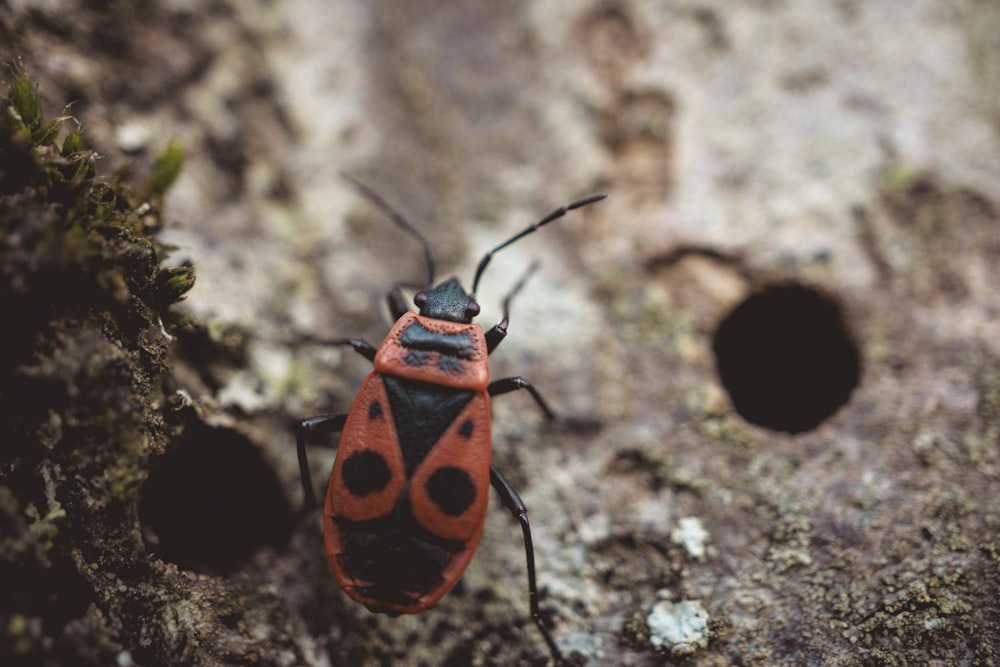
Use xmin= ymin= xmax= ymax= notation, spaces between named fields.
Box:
xmin=484 ymin=318 xmax=509 ymax=354
xmin=387 ymin=285 xmax=411 ymax=321
xmin=296 ymin=413 xmax=347 ymax=513
xmin=490 ymin=466 xmax=567 ymax=666
xmin=337 ymin=338 xmax=378 ymax=362
xmin=489 ymin=376 xmax=558 ymax=422
xmin=490 ymin=376 xmax=602 ymax=434
xmin=300 ymin=336 xmax=378 ymax=362
xmin=485 ymin=263 xmax=539 ymax=354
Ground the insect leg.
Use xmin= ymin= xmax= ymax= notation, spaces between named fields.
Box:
xmin=336 ymin=338 xmax=378 ymax=362
xmin=484 ymin=321 xmax=508 ymax=354
xmin=299 ymin=337 xmax=378 ymax=362
xmin=490 ymin=376 xmax=601 ymax=434
xmin=387 ymin=285 xmax=411 ymax=321
xmin=485 ymin=262 xmax=539 ymax=354
xmin=488 ymin=376 xmax=557 ymax=422
xmin=296 ymin=413 xmax=347 ymax=513
xmin=490 ymin=465 xmax=566 ymax=666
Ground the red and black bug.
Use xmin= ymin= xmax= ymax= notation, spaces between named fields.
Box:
xmin=296 ymin=176 xmax=605 ymax=664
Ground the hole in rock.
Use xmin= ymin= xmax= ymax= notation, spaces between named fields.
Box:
xmin=139 ymin=423 xmax=292 ymax=574
xmin=712 ymin=283 xmax=861 ymax=434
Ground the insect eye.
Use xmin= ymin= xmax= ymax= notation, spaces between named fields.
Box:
xmin=465 ymin=300 xmax=480 ymax=318
xmin=414 ymin=291 xmax=427 ymax=308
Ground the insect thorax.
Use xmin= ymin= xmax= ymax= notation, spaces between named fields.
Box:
xmin=374 ymin=312 xmax=489 ymax=391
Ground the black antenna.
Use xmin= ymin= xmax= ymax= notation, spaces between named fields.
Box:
xmin=342 ymin=174 xmax=437 ymax=286
xmin=471 ymin=193 xmax=606 ymax=295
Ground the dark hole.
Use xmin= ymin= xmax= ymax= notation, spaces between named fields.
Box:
xmin=712 ymin=283 xmax=861 ymax=433
xmin=139 ymin=423 xmax=293 ymax=574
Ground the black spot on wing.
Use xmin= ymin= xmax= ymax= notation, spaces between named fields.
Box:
xmin=342 ymin=450 xmax=392 ymax=497
xmin=369 ymin=399 xmax=384 ymax=420
xmin=426 ymin=466 xmax=476 ymax=517
xmin=458 ymin=419 xmax=474 ymax=439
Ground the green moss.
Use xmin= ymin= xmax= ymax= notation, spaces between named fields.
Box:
xmin=0 ymin=69 xmax=196 ymax=381
xmin=0 ymin=67 xmax=197 ymax=665
xmin=146 ymin=138 xmax=185 ymax=200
